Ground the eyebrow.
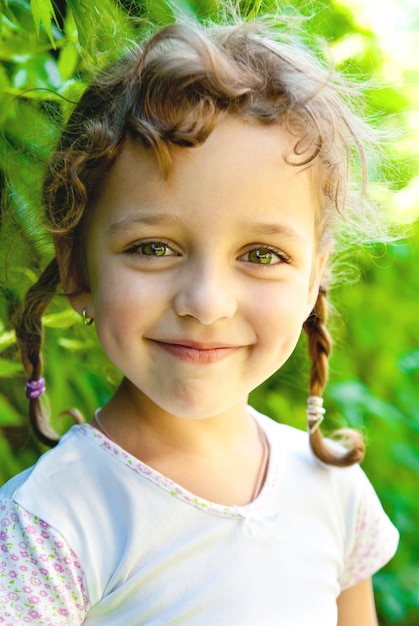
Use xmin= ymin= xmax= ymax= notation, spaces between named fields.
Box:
xmin=108 ymin=213 xmax=308 ymax=245
xmin=108 ymin=213 xmax=183 ymax=235
xmin=241 ymin=221 xmax=308 ymax=245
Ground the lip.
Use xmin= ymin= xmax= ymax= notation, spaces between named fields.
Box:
xmin=148 ymin=339 xmax=242 ymax=364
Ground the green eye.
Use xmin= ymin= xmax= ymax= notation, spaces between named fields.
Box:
xmin=248 ymin=248 xmax=276 ymax=264
xmin=140 ymin=243 xmax=172 ymax=256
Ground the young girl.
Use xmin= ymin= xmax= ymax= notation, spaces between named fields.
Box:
xmin=0 ymin=17 xmax=398 ymax=626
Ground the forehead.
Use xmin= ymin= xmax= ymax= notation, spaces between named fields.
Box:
xmin=91 ymin=119 xmax=320 ymax=238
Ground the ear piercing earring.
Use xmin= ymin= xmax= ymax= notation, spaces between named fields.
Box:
xmin=82 ymin=308 xmax=94 ymax=326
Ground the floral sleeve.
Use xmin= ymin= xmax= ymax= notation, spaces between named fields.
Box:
xmin=338 ymin=471 xmax=399 ymax=590
xmin=0 ymin=499 xmax=89 ymax=625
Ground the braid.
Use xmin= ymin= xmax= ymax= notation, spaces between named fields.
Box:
xmin=304 ymin=288 xmax=331 ymax=398
xmin=13 ymin=258 xmax=83 ymax=447
xmin=303 ymin=289 xmax=365 ymax=467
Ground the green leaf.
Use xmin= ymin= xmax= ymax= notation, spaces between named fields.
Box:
xmin=66 ymin=0 xmax=134 ymax=59
xmin=29 ymin=0 xmax=59 ymax=47
xmin=165 ymin=0 xmax=198 ymax=20
xmin=0 ymin=357 xmax=23 ymax=377
xmin=42 ymin=309 xmax=80 ymax=328
xmin=0 ymin=393 xmax=22 ymax=425
xmin=0 ymin=331 xmax=17 ymax=351
xmin=57 ymin=41 xmax=80 ymax=82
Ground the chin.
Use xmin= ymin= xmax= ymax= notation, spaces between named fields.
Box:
xmin=157 ymin=396 xmax=243 ymax=421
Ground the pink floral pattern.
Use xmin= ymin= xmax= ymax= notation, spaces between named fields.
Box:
xmin=0 ymin=500 xmax=88 ymax=625
xmin=338 ymin=491 xmax=398 ymax=589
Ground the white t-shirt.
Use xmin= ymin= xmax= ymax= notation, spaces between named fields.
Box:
xmin=0 ymin=408 xmax=399 ymax=626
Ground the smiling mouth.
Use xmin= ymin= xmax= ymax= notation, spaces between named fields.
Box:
xmin=149 ymin=340 xmax=241 ymax=365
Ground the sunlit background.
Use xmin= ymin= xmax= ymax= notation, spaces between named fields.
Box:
xmin=334 ymin=0 xmax=419 ymax=223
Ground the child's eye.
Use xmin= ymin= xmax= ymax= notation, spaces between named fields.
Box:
xmin=241 ymin=246 xmax=290 ymax=265
xmin=126 ymin=241 xmax=177 ymax=257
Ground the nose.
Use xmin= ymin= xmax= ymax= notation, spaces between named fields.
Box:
xmin=173 ymin=260 xmax=237 ymax=325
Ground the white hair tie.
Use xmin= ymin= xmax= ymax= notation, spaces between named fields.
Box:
xmin=307 ymin=396 xmax=326 ymax=434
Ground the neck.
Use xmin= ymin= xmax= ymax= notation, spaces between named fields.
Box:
xmin=96 ymin=379 xmax=254 ymax=460
xmin=92 ymin=383 xmax=269 ymax=506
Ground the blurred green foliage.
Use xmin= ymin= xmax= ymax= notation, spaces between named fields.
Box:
xmin=0 ymin=0 xmax=418 ymax=624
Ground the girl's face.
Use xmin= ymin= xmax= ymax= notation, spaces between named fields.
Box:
xmin=76 ymin=119 xmax=328 ymax=421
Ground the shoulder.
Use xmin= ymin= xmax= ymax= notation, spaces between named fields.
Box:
xmin=1 ymin=425 xmax=100 ymax=507
xmin=250 ymin=406 xmax=399 ymax=585
xmin=0 ymin=424 xmax=139 ymax=605
xmin=250 ymin=407 xmax=399 ymax=581
xmin=250 ymin=405 xmax=312 ymax=455
xmin=250 ymin=404 xmax=350 ymax=479
xmin=0 ymin=493 xmax=89 ymax=623
xmin=0 ymin=434 xmax=92 ymax=619
xmin=249 ymin=404 xmax=394 ymax=521
xmin=0 ymin=425 xmax=123 ymax=550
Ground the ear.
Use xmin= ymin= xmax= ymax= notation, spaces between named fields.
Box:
xmin=305 ymin=246 xmax=330 ymax=318
xmin=54 ymin=239 xmax=94 ymax=319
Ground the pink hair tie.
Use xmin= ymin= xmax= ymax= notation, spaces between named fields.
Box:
xmin=25 ymin=377 xmax=46 ymax=399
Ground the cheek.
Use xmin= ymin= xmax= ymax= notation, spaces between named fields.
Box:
xmin=91 ymin=270 xmax=163 ymax=338
xmin=255 ymin=277 xmax=312 ymax=320
xmin=251 ymin=280 xmax=312 ymax=350
xmin=89 ymin=273 xmax=132 ymax=341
